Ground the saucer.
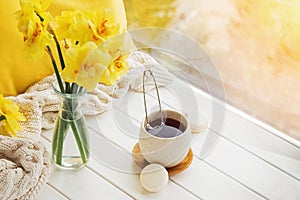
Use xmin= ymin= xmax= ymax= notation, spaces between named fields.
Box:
xmin=132 ymin=143 xmax=193 ymax=176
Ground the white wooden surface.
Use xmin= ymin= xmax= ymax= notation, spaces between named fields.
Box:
xmin=37 ymin=78 xmax=300 ymax=200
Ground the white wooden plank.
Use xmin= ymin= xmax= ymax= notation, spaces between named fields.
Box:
xmin=203 ymin=132 xmax=300 ymax=200
xmin=171 ymin=160 xmax=263 ymax=200
xmin=40 ymin=136 xmax=133 ymax=200
xmin=88 ymin=129 xmax=200 ymax=200
xmin=42 ymin=127 xmax=198 ymax=200
xmin=37 ymin=184 xmax=68 ymax=200
xmin=113 ymin=85 xmax=300 ymax=199
xmin=87 ymin=111 xmax=263 ymax=199
xmin=220 ymin=109 xmax=300 ymax=178
xmin=250 ymin=147 xmax=300 ymax=179
xmin=86 ymin=111 xmax=138 ymax=151
xmin=138 ymin=78 xmax=300 ymax=180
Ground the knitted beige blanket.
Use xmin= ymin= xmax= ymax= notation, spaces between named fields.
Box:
xmin=0 ymin=51 xmax=173 ymax=199
xmin=0 ymin=136 xmax=50 ymax=200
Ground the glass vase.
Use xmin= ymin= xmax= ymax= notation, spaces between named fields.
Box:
xmin=52 ymin=87 xmax=89 ymax=170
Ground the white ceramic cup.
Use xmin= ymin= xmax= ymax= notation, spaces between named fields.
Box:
xmin=139 ymin=110 xmax=194 ymax=168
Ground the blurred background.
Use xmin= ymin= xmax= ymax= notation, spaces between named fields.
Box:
xmin=123 ymin=0 xmax=300 ymax=141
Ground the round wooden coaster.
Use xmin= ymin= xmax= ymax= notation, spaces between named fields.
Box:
xmin=132 ymin=143 xmax=193 ymax=176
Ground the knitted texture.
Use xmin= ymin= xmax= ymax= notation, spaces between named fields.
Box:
xmin=0 ymin=136 xmax=50 ymax=200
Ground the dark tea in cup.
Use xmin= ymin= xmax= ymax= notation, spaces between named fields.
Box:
xmin=147 ymin=118 xmax=186 ymax=138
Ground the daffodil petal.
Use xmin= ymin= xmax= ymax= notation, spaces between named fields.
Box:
xmin=5 ymin=115 xmax=22 ymax=137
xmin=0 ymin=94 xmax=25 ymax=137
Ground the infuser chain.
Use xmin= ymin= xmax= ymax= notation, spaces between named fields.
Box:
xmin=142 ymin=70 xmax=164 ymax=130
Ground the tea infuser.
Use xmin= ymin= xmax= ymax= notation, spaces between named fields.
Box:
xmin=143 ymin=70 xmax=184 ymax=137
xmin=142 ymin=70 xmax=164 ymax=131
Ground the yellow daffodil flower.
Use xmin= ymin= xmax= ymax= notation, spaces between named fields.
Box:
xmin=90 ymin=9 xmax=120 ymax=41
xmin=96 ymin=32 xmax=135 ymax=85
xmin=62 ymin=32 xmax=135 ymax=89
xmin=61 ymin=31 xmax=135 ymax=90
xmin=100 ymin=54 xmax=130 ymax=85
xmin=55 ymin=9 xmax=120 ymax=46
xmin=16 ymin=0 xmax=135 ymax=93
xmin=16 ymin=0 xmax=53 ymax=59
xmin=0 ymin=94 xmax=26 ymax=137
xmin=55 ymin=10 xmax=94 ymax=45
xmin=62 ymin=41 xmax=113 ymax=90
xmin=32 ymin=0 xmax=51 ymax=12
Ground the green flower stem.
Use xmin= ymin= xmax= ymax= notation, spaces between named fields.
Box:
xmin=47 ymin=25 xmax=71 ymax=93
xmin=0 ymin=115 xmax=6 ymax=121
xmin=76 ymin=117 xmax=89 ymax=158
xmin=54 ymin=100 xmax=87 ymax=165
xmin=78 ymin=86 xmax=84 ymax=93
xmin=46 ymin=46 xmax=65 ymax=93
xmin=66 ymin=84 xmax=71 ymax=94
xmin=71 ymin=83 xmax=79 ymax=94
xmin=55 ymin=118 xmax=69 ymax=165
xmin=52 ymin=119 xmax=59 ymax=157
xmin=52 ymin=115 xmax=70 ymax=165
xmin=70 ymin=121 xmax=88 ymax=163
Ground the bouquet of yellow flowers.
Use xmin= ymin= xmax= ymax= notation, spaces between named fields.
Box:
xmin=16 ymin=0 xmax=132 ymax=90
xmin=16 ymin=0 xmax=135 ymax=169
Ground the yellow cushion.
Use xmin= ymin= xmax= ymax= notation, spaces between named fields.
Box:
xmin=0 ymin=0 xmax=126 ymax=96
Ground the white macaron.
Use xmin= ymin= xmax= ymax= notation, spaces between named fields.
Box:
xmin=140 ymin=163 xmax=169 ymax=193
